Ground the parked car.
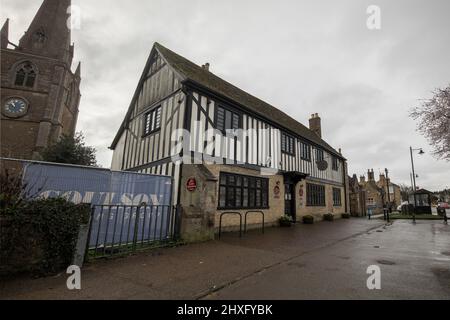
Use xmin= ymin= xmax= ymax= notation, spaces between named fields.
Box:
xmin=438 ymin=202 xmax=450 ymax=209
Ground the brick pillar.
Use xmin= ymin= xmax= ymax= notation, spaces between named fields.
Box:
xmin=179 ymin=164 xmax=217 ymax=243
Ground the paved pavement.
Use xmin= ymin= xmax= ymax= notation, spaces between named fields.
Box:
xmin=1 ymin=218 xmax=449 ymax=300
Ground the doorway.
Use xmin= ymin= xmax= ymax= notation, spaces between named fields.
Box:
xmin=284 ymin=183 xmax=296 ymax=222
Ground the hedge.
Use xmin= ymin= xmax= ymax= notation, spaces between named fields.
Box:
xmin=0 ymin=198 xmax=90 ymax=276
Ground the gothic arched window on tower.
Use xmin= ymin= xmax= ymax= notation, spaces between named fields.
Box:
xmin=14 ymin=63 xmax=37 ymax=88
xmin=34 ymin=30 xmax=47 ymax=43
xmin=66 ymin=82 xmax=73 ymax=106
xmin=33 ymin=28 xmax=47 ymax=48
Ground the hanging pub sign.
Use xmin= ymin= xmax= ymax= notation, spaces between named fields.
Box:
xmin=299 ymin=184 xmax=304 ymax=207
xmin=186 ymin=177 xmax=197 ymax=192
xmin=274 ymin=181 xmax=281 ymax=199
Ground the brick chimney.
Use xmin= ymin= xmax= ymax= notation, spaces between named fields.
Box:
xmin=379 ymin=173 xmax=386 ymax=185
xmin=367 ymin=169 xmax=375 ymax=181
xmin=202 ymin=63 xmax=210 ymax=71
xmin=309 ymin=113 xmax=322 ymax=138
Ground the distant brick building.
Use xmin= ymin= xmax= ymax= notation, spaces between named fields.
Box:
xmin=376 ymin=173 xmax=402 ymax=209
xmin=1 ymin=0 xmax=80 ymax=160
xmin=351 ymin=169 xmax=402 ymax=216
xmin=349 ymin=174 xmax=366 ymax=217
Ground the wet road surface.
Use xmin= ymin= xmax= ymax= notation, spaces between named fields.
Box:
xmin=1 ymin=218 xmax=448 ymax=300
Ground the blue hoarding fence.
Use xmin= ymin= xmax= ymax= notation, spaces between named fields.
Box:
xmin=1 ymin=158 xmax=179 ymax=259
xmin=19 ymin=160 xmax=173 ymax=206
xmin=87 ymin=204 xmax=179 ymax=258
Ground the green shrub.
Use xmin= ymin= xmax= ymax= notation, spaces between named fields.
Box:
xmin=302 ymin=215 xmax=314 ymax=224
xmin=341 ymin=213 xmax=350 ymax=219
xmin=278 ymin=215 xmax=292 ymax=227
xmin=0 ymin=168 xmax=24 ymax=210
xmin=0 ymin=198 xmax=90 ymax=276
xmin=323 ymin=213 xmax=334 ymax=221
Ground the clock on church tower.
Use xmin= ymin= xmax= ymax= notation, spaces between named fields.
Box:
xmin=2 ymin=97 xmax=29 ymax=118
xmin=1 ymin=0 xmax=81 ymax=160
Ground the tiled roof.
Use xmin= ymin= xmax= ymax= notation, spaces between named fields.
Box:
xmin=155 ymin=43 xmax=342 ymax=157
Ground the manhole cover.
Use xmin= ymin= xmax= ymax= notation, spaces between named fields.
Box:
xmin=442 ymin=251 xmax=450 ymax=256
xmin=376 ymin=230 xmax=383 ymax=233
xmin=377 ymin=259 xmax=396 ymax=265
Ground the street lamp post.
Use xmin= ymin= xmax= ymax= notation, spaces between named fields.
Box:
xmin=385 ymin=168 xmax=391 ymax=214
xmin=409 ymin=146 xmax=424 ymax=224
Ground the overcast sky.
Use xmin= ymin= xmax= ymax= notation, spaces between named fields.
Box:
xmin=2 ymin=0 xmax=449 ymax=190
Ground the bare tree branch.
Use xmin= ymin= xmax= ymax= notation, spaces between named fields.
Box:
xmin=410 ymin=85 xmax=450 ymax=161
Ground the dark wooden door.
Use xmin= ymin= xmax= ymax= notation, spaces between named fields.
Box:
xmin=284 ymin=183 xmax=296 ymax=222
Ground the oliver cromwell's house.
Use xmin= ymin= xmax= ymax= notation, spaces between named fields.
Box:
xmin=110 ymin=43 xmax=349 ymax=234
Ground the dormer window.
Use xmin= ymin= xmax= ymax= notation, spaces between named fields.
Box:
xmin=300 ymin=142 xmax=311 ymax=161
xmin=215 ymin=106 xmax=240 ymax=134
xmin=315 ymin=148 xmax=324 ymax=162
xmin=332 ymin=156 xmax=339 ymax=171
xmin=143 ymin=106 xmax=161 ymax=136
xmin=281 ymin=132 xmax=295 ymax=155
xmin=14 ymin=62 xmax=37 ymax=88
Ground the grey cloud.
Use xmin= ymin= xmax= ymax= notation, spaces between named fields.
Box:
xmin=1 ymin=0 xmax=449 ymax=190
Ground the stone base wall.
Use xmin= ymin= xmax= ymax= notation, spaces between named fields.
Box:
xmin=178 ymin=164 xmax=349 ymax=240
xmin=206 ymin=164 xmax=284 ymax=232
xmin=296 ymin=179 xmax=346 ymax=222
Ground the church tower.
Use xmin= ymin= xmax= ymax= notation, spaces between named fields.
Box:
xmin=1 ymin=0 xmax=81 ymax=160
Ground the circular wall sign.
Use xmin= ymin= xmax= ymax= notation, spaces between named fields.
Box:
xmin=316 ymin=160 xmax=328 ymax=171
xmin=186 ymin=178 xmax=197 ymax=192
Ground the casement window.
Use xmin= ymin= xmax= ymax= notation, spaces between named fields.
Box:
xmin=218 ymin=172 xmax=269 ymax=209
xmin=333 ymin=187 xmax=342 ymax=206
xmin=332 ymin=156 xmax=339 ymax=171
xmin=306 ymin=183 xmax=326 ymax=207
xmin=281 ymin=133 xmax=295 ymax=155
xmin=300 ymin=142 xmax=311 ymax=161
xmin=143 ymin=106 xmax=161 ymax=136
xmin=216 ymin=106 xmax=240 ymax=133
xmin=315 ymin=148 xmax=324 ymax=162
xmin=14 ymin=62 xmax=37 ymax=88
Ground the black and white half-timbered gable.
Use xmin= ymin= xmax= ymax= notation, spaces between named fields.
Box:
xmin=111 ymin=43 xmax=349 ymax=229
